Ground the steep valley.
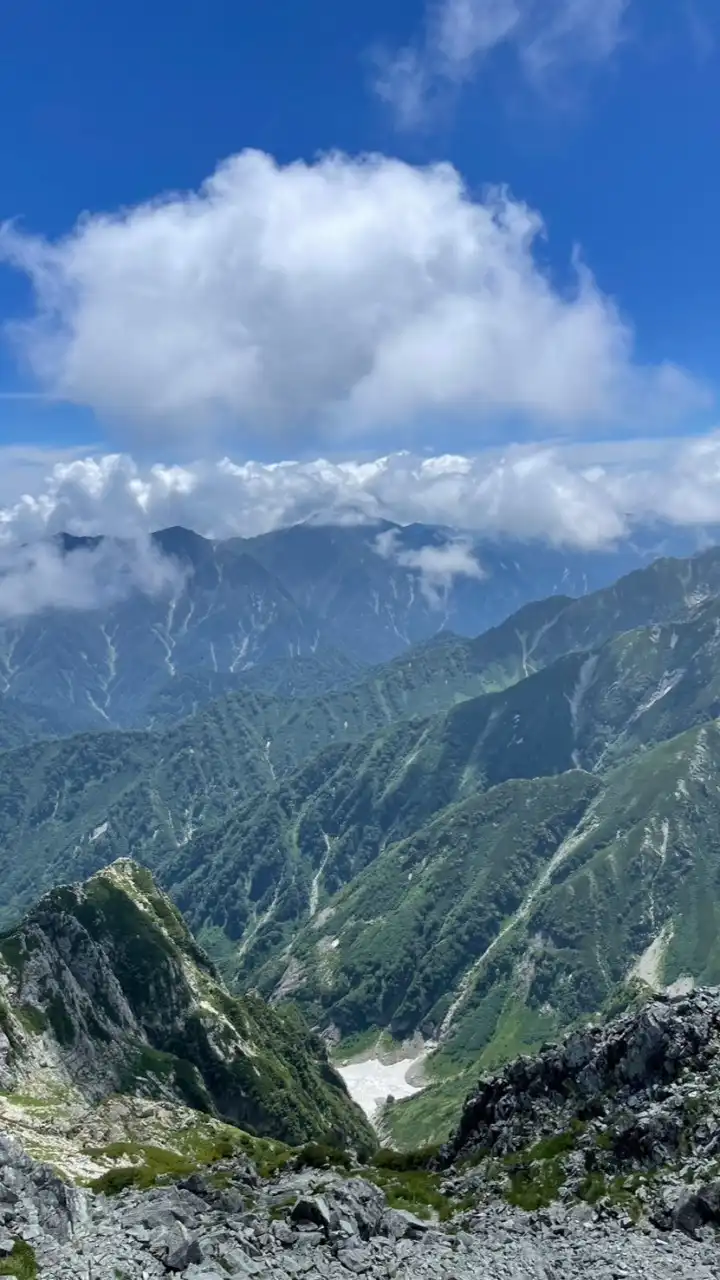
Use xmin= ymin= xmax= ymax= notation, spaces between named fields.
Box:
xmin=0 ymin=532 xmax=720 ymax=1273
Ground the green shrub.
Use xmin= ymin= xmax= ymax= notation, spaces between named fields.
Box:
xmin=578 ymin=1172 xmax=643 ymax=1223
xmin=372 ymin=1144 xmax=441 ymax=1172
xmin=296 ymin=1142 xmax=351 ymax=1171
xmin=0 ymin=1239 xmax=38 ymax=1279
xmin=365 ymin=1165 xmax=471 ymax=1223
xmin=525 ymin=1122 xmax=585 ymax=1162
xmin=505 ymin=1158 xmax=565 ymax=1210
xmin=87 ymin=1143 xmax=199 ymax=1194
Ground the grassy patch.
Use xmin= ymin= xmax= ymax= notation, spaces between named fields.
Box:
xmin=0 ymin=1240 xmax=37 ymax=1279
xmin=295 ymin=1142 xmax=351 ymax=1171
xmin=382 ymin=1067 xmax=475 ymax=1150
xmin=86 ymin=1122 xmax=292 ymax=1194
xmin=330 ymin=1027 xmax=387 ymax=1063
xmin=362 ymin=1148 xmax=471 ymax=1222
xmin=366 ymin=1168 xmax=449 ymax=1220
xmin=578 ymin=1172 xmax=643 ymax=1222
xmin=14 ymin=1005 xmax=47 ymax=1036
xmin=0 ymin=1094 xmax=50 ymax=1109
xmin=505 ymin=1157 xmax=565 ymax=1210
xmin=372 ymin=1145 xmax=441 ymax=1171
xmin=500 ymin=1122 xmax=586 ymax=1211
xmin=523 ymin=1121 xmax=585 ymax=1163
xmin=595 ymin=1128 xmax=615 ymax=1151
xmin=87 ymin=1144 xmax=200 ymax=1195
xmin=0 ymin=936 xmax=28 ymax=977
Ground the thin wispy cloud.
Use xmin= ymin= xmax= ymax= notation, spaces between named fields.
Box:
xmin=375 ymin=0 xmax=630 ymax=127
xmin=0 ymin=390 xmax=55 ymax=401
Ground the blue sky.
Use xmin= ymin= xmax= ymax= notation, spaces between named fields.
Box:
xmin=0 ymin=0 xmax=718 ymax=461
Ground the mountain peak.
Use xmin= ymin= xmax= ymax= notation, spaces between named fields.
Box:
xmin=150 ymin=526 xmax=213 ymax=563
xmin=0 ymin=862 xmax=373 ymax=1150
xmin=83 ymin=856 xmax=217 ymax=975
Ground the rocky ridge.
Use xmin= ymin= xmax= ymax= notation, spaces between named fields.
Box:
xmin=0 ymin=861 xmax=372 ymax=1153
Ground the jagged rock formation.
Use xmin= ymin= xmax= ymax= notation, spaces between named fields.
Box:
xmin=439 ymin=987 xmax=720 ymax=1235
xmin=0 ymin=860 xmax=372 ymax=1152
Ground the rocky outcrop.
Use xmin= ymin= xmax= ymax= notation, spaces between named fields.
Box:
xmin=437 ymin=986 xmax=720 ymax=1236
xmin=443 ymin=988 xmax=720 ymax=1164
xmin=0 ymin=860 xmax=372 ymax=1152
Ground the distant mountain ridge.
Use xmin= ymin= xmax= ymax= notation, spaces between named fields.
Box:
xmin=2 ymin=542 xmax=720 ymax=934
xmin=0 ymin=517 xmax=716 ymax=734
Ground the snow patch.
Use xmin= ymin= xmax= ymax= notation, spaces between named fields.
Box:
xmin=565 ymin=653 xmax=599 ymax=765
xmin=309 ymin=831 xmax=331 ymax=918
xmin=337 ymin=1054 xmax=425 ymax=1124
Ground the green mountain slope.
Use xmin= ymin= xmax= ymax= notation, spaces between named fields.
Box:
xmin=5 ymin=562 xmax=715 ymax=987
xmin=434 ymin=543 xmax=720 ymax=699
xmin=0 ymin=859 xmax=373 ymax=1150
xmin=2 ymin=543 xmax=720 ymax=1154
xmin=0 ymin=641 xmax=506 ymax=927
xmin=0 ymin=596 xmax=596 ymax=928
xmin=384 ymin=720 xmax=720 ymax=1145
xmin=168 ymin=594 xmax=720 ymax=983
xmin=143 ymin=648 xmax=366 ymax=727
xmin=246 ymin=717 xmax=720 ymax=1049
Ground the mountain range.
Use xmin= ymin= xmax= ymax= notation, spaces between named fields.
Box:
xmin=3 ymin=520 xmax=720 ymax=1157
xmin=0 ymin=518 xmax=714 ymax=735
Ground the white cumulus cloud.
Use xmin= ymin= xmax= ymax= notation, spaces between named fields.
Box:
xmin=0 ymin=534 xmax=185 ymax=621
xmin=0 ymin=441 xmax=719 ymax=554
xmin=376 ymin=0 xmax=630 ymax=126
xmin=0 ymin=149 xmax=704 ymax=442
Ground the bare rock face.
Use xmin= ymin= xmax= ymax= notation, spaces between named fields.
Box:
xmin=442 ymin=988 xmax=720 ymax=1167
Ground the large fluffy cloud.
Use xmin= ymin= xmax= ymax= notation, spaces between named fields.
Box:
xmin=1 ymin=441 xmax=720 ymax=552
xmin=0 ymin=535 xmax=184 ymax=621
xmin=376 ymin=0 xmax=630 ymax=126
xmin=0 ymin=150 xmax=705 ymax=440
